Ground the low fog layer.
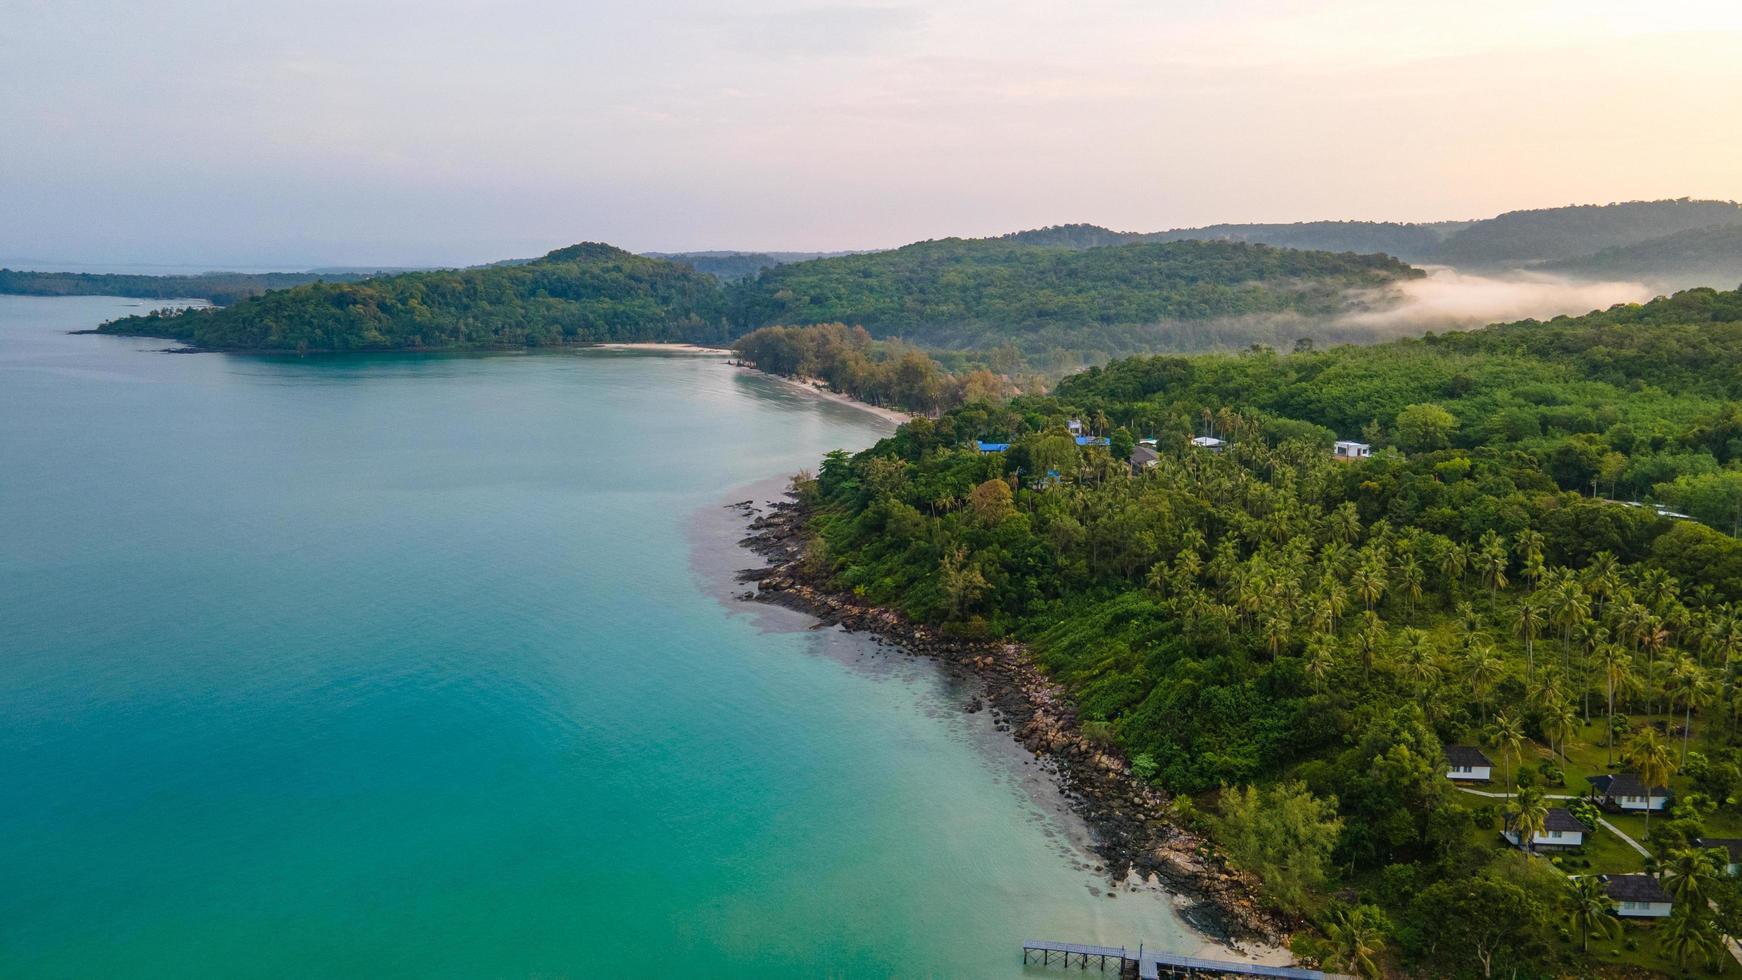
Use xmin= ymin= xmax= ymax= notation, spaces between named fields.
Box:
xmin=1343 ymin=266 xmax=1656 ymax=332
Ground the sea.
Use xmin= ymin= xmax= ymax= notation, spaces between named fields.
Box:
xmin=0 ymin=295 xmax=1194 ymax=977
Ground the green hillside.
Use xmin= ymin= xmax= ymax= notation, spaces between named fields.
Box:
xmin=1432 ymin=199 xmax=1742 ymax=268
xmin=802 ymin=284 xmax=1742 ymax=976
xmin=1545 ymin=223 xmax=1742 ymax=291
xmin=725 ymin=238 xmax=1420 ymax=354
xmin=97 ymin=243 xmax=731 ymax=351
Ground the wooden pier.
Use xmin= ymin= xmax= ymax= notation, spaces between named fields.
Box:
xmin=1022 ymin=940 xmax=1353 ymax=980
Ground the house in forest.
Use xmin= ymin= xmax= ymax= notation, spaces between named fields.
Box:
xmin=1598 ymin=874 xmax=1673 ymax=917
xmin=975 ymin=441 xmax=1010 ymax=453
xmin=1075 ymin=435 xmax=1109 ymax=447
xmin=1190 ymin=436 xmax=1226 ymax=452
xmin=1129 ymin=444 xmax=1160 ymax=471
xmin=1445 ymin=745 xmax=1493 ymax=781
xmin=1695 ymin=837 xmax=1742 ymax=875
xmin=1502 ymin=807 xmax=1586 ymax=849
xmin=1332 ymin=440 xmax=1371 ymax=460
xmin=1587 ymin=773 xmax=1670 ymax=812
xmin=1067 ymin=419 xmax=1084 ymax=435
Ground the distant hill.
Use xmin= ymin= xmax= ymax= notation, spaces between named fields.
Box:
xmin=94 ymin=237 xmax=1420 ymax=355
xmin=1430 ymin=199 xmax=1742 ymax=268
xmin=725 ymin=237 xmax=1420 ymax=354
xmin=999 ymin=200 xmax=1742 ymax=277
xmin=1542 ymin=223 xmax=1742 ymax=291
xmin=0 ymin=268 xmax=378 ymax=306
xmin=644 ymin=250 xmax=851 ymax=281
xmin=97 ymin=243 xmax=730 ymax=351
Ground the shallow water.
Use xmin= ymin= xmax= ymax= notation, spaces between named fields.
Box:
xmin=0 ymin=296 xmax=1193 ymax=977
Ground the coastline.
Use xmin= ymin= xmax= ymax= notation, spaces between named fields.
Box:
xmin=587 ymin=342 xmax=734 ymax=355
xmin=733 ymin=365 xmax=916 ymax=427
xmin=730 ymin=491 xmax=1296 ymax=960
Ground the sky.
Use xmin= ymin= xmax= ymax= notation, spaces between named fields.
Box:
xmin=4 ymin=0 xmax=1742 ymax=268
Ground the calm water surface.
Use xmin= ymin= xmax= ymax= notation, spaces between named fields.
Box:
xmin=0 ymin=296 xmax=1193 ymax=977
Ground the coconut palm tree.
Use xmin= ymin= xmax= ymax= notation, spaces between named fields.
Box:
xmin=1303 ymin=635 xmax=1337 ymax=694
xmin=1492 ymin=712 xmax=1526 ymax=800
xmin=1594 ymin=644 xmax=1631 ymax=767
xmin=1565 ymin=875 xmax=1619 ymax=953
xmin=1478 ymin=530 xmax=1509 ymax=609
xmin=1321 ymin=907 xmax=1384 ymax=980
xmin=1658 ymin=907 xmax=1724 ymax=971
xmin=1541 ymin=698 xmax=1576 ymax=761
xmin=1509 ymin=788 xmax=1549 ymax=854
xmin=1667 ymin=659 xmax=1715 ymax=764
xmin=1515 ymin=597 xmax=1546 ymax=680
xmin=1659 ymin=847 xmax=1723 ymax=908
xmin=1465 ymin=644 xmax=1505 ymax=725
xmin=1623 ymin=728 xmax=1675 ymax=833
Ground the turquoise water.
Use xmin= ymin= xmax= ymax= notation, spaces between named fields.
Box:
xmin=0 ymin=296 xmax=1192 ymax=977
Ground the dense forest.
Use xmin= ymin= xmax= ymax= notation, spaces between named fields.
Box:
xmin=733 ymin=323 xmax=1019 ymax=416
xmin=0 ymin=268 xmax=376 ymax=306
xmin=799 ymin=286 xmax=1742 ymax=976
xmin=97 ymin=238 xmax=1418 ymax=355
xmin=644 ymin=250 xmax=848 ymax=281
xmin=726 ymin=238 xmax=1419 ymax=354
xmin=97 ymin=244 xmax=732 ymax=351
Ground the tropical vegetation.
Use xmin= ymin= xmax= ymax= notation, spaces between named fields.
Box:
xmin=795 ymin=285 xmax=1742 ymax=975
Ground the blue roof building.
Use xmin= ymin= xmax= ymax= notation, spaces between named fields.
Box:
xmin=1075 ymin=435 xmax=1109 ymax=447
xmin=975 ymin=441 xmax=1011 ymax=453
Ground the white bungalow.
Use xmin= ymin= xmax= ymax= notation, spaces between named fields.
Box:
xmin=1332 ymin=440 xmax=1371 ymax=460
xmin=1190 ymin=436 xmax=1226 ymax=452
xmin=1600 ymin=874 xmax=1673 ymax=918
xmin=1503 ymin=807 xmax=1586 ymax=849
xmin=1587 ymin=773 xmax=1670 ymax=812
xmin=1445 ymin=745 xmax=1493 ymax=782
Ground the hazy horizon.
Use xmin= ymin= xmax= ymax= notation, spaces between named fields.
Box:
xmin=6 ymin=0 xmax=1742 ymax=268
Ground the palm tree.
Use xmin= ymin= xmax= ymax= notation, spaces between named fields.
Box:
xmin=1509 ymin=788 xmax=1549 ymax=854
xmin=1465 ymin=644 xmax=1504 ymax=725
xmin=1658 ymin=907 xmax=1724 ymax=970
xmin=1541 ymin=698 xmax=1576 ymax=761
xmin=1492 ymin=712 xmax=1526 ymax=800
xmin=1565 ymin=876 xmax=1620 ymax=953
xmin=1659 ymin=847 xmax=1722 ymax=908
xmin=1351 ymin=562 xmax=1385 ymax=613
xmin=1667 ymin=659 xmax=1715 ymax=764
xmin=1321 ymin=907 xmax=1384 ymax=980
xmin=1623 ymin=728 xmax=1675 ymax=833
xmin=1478 ymin=530 xmax=1509 ymax=609
xmin=1304 ymin=635 xmax=1336 ymax=694
xmin=1355 ymin=611 xmax=1384 ymax=681
xmin=1439 ymin=542 xmax=1468 ymax=590
xmin=1396 ymin=554 xmax=1424 ymax=615
xmin=1594 ymin=644 xmax=1631 ymax=767
xmin=1515 ymin=597 xmax=1545 ymax=679
xmin=1398 ymin=629 xmax=1440 ymax=705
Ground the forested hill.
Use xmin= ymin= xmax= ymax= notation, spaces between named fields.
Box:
xmin=1542 ymin=223 xmax=1742 ymax=292
xmin=96 ymin=238 xmax=1420 ymax=354
xmin=724 ymin=238 xmax=1419 ymax=354
xmin=1001 ymin=199 xmax=1742 ymax=274
xmin=803 ymin=284 xmax=1742 ymax=976
xmin=97 ymin=243 xmax=731 ymax=351
xmin=1432 ymin=199 xmax=1742 ymax=268
xmin=0 ymin=268 xmax=376 ymax=306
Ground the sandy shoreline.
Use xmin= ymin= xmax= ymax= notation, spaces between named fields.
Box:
xmin=587 ymin=342 xmax=735 ymax=354
xmin=737 ymin=367 xmax=915 ymax=427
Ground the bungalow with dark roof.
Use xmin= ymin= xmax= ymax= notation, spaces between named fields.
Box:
xmin=1587 ymin=773 xmax=1670 ymax=812
xmin=1445 ymin=745 xmax=1493 ymax=782
xmin=1598 ymin=874 xmax=1673 ymax=917
xmin=1696 ymin=837 xmax=1742 ymax=875
xmin=1129 ymin=444 xmax=1160 ymax=472
xmin=1503 ymin=807 xmax=1586 ymax=849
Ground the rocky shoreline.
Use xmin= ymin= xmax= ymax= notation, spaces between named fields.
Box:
xmin=731 ymin=492 xmax=1293 ymax=952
